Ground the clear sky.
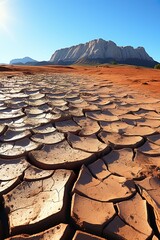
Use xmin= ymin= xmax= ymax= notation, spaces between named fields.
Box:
xmin=0 ymin=0 xmax=160 ymax=63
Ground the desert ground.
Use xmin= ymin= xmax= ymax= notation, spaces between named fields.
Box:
xmin=0 ymin=64 xmax=160 ymax=239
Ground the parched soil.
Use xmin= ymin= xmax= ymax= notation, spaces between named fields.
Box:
xmin=0 ymin=64 xmax=159 ymax=240
xmin=0 ymin=64 xmax=160 ymax=97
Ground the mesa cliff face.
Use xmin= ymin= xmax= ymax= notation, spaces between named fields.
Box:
xmin=50 ymin=39 xmax=156 ymax=67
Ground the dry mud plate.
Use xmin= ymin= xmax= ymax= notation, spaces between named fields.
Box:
xmin=0 ymin=71 xmax=160 ymax=240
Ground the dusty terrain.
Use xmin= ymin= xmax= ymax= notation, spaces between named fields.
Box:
xmin=1 ymin=64 xmax=160 ymax=97
xmin=0 ymin=64 xmax=160 ymax=239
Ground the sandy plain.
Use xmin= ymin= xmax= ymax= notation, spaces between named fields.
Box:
xmin=1 ymin=64 xmax=160 ymax=97
xmin=0 ymin=64 xmax=159 ymax=240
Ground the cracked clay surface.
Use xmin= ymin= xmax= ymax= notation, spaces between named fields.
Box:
xmin=0 ymin=71 xmax=159 ymax=239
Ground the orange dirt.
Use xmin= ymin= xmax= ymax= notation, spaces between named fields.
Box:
xmin=0 ymin=64 xmax=160 ymax=98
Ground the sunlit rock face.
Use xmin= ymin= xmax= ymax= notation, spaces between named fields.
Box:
xmin=50 ymin=38 xmax=156 ymax=66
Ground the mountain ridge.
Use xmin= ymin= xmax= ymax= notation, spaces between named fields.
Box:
xmin=9 ymin=39 xmax=159 ymax=67
xmin=50 ymin=38 xmax=157 ymax=67
xmin=10 ymin=57 xmax=37 ymax=65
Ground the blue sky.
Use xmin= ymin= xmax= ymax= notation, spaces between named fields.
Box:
xmin=0 ymin=0 xmax=160 ymax=63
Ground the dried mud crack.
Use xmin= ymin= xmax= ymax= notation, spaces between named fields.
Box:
xmin=0 ymin=72 xmax=159 ymax=240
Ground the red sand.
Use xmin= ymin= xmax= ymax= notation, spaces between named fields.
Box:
xmin=0 ymin=64 xmax=160 ymax=98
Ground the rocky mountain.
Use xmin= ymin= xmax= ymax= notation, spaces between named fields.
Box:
xmin=50 ymin=39 xmax=157 ymax=67
xmin=10 ymin=57 xmax=37 ymax=65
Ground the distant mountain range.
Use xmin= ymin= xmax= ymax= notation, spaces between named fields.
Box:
xmin=9 ymin=39 xmax=159 ymax=67
xmin=10 ymin=57 xmax=37 ymax=65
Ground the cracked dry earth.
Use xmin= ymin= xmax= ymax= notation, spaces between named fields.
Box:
xmin=0 ymin=73 xmax=160 ymax=240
